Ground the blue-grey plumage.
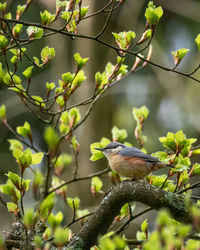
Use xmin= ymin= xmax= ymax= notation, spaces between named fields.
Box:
xmin=95 ymin=142 xmax=173 ymax=179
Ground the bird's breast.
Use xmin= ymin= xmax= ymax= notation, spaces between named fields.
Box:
xmin=108 ymin=154 xmax=154 ymax=179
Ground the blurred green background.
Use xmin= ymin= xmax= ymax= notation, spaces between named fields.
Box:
xmin=1 ymin=0 xmax=200 ymax=239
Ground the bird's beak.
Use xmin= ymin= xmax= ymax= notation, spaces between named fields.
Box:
xmin=94 ymin=148 xmax=104 ymax=151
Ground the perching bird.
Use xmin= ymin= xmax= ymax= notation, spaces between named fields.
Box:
xmin=95 ymin=142 xmax=173 ymax=180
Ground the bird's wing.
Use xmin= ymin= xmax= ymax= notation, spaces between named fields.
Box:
xmin=119 ymin=147 xmax=159 ymax=164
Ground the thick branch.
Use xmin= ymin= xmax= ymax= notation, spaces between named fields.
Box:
xmin=67 ymin=181 xmax=191 ymax=249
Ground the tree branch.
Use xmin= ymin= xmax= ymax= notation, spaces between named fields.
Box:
xmin=67 ymin=181 xmax=191 ymax=249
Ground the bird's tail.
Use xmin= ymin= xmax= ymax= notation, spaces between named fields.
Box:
xmin=156 ymin=162 xmax=174 ymax=169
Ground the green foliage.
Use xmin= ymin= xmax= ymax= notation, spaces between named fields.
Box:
xmin=53 ymin=153 xmax=73 ymax=176
xmin=159 ymin=130 xmax=196 ymax=156
xmin=6 ymin=172 xmax=31 ymax=195
xmin=112 ymin=31 xmax=135 ymax=50
xmin=16 ymin=5 xmax=26 ymax=18
xmin=98 ymin=233 xmax=127 ymax=250
xmin=54 ymin=227 xmax=69 ymax=247
xmin=90 ymin=137 xmax=111 ymax=161
xmin=133 ymin=105 xmax=149 ymax=147
xmin=195 ymin=34 xmax=200 ymax=51
xmin=0 ymin=2 xmax=7 ymax=12
xmin=0 ymin=179 xmax=20 ymax=202
xmin=13 ymin=24 xmax=23 ymax=35
xmin=40 ymin=10 xmax=55 ymax=25
xmin=0 ymin=104 xmax=6 ymax=120
xmin=26 ymin=26 xmax=44 ymax=39
xmin=91 ymin=176 xmax=103 ymax=195
xmin=145 ymin=1 xmax=163 ymax=26
xmin=7 ymin=202 xmax=19 ymax=215
xmin=41 ymin=46 xmax=56 ymax=65
xmin=74 ymin=52 xmax=89 ymax=71
xmin=39 ymin=194 xmax=55 ymax=220
xmin=44 ymin=126 xmax=59 ymax=148
xmin=171 ymin=48 xmax=189 ymax=67
xmin=0 ymin=35 xmax=7 ymax=50
xmin=23 ymin=208 xmax=36 ymax=228
xmin=67 ymin=197 xmax=80 ymax=211
xmin=17 ymin=121 xmax=32 ymax=140
xmin=111 ymin=126 xmax=127 ymax=142
xmin=48 ymin=211 xmax=63 ymax=230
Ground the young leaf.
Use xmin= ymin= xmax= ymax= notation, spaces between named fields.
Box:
xmin=26 ymin=26 xmax=44 ymax=39
xmin=74 ymin=52 xmax=89 ymax=71
xmin=111 ymin=126 xmax=127 ymax=142
xmin=67 ymin=197 xmax=80 ymax=211
xmin=54 ymin=227 xmax=69 ymax=247
xmin=0 ymin=35 xmax=7 ymax=50
xmin=195 ymin=34 xmax=200 ymax=51
xmin=0 ymin=104 xmax=6 ymax=120
xmin=171 ymin=48 xmax=189 ymax=68
xmin=41 ymin=46 xmax=55 ymax=65
xmin=91 ymin=176 xmax=103 ymax=196
xmin=44 ymin=126 xmax=59 ymax=148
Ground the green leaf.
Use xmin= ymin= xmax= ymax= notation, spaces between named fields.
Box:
xmin=141 ymin=219 xmax=148 ymax=235
xmin=8 ymin=139 xmax=23 ymax=151
xmin=16 ymin=121 xmax=32 ymax=139
xmin=53 ymin=153 xmax=73 ymax=176
xmin=132 ymin=105 xmax=149 ymax=122
xmin=62 ymin=72 xmax=74 ymax=87
xmin=72 ymin=70 xmax=87 ymax=88
xmin=0 ymin=2 xmax=7 ymax=12
xmin=74 ymin=52 xmax=89 ymax=70
xmin=69 ymin=107 xmax=81 ymax=126
xmin=0 ymin=104 xmax=6 ymax=120
xmin=112 ymin=31 xmax=135 ymax=49
xmin=44 ymin=126 xmax=59 ymax=148
xmin=67 ymin=197 xmax=80 ymax=211
xmin=0 ymin=179 xmax=20 ymax=202
xmin=16 ymin=4 xmax=26 ymax=17
xmin=40 ymin=10 xmax=55 ymax=25
xmin=22 ymin=66 xmax=33 ymax=79
xmin=41 ymin=46 xmax=55 ymax=64
xmin=23 ymin=208 xmax=35 ymax=227
xmin=171 ymin=48 xmax=189 ymax=67
xmin=7 ymin=202 xmax=19 ymax=214
xmin=26 ymin=26 xmax=44 ymax=39
xmin=54 ymin=227 xmax=69 ymax=246
xmin=90 ymin=138 xmax=111 ymax=161
xmin=151 ymin=151 xmax=170 ymax=164
xmin=61 ymin=11 xmax=71 ymax=22
xmin=195 ymin=34 xmax=200 ymax=51
xmin=46 ymin=82 xmax=55 ymax=91
xmin=33 ymin=170 xmax=44 ymax=187
xmin=145 ymin=3 xmax=163 ymax=26
xmin=159 ymin=132 xmax=176 ymax=151
xmin=31 ymin=152 xmax=44 ymax=165
xmin=13 ymin=24 xmax=23 ymax=35
xmin=32 ymin=96 xmax=46 ymax=108
xmin=91 ymin=176 xmax=103 ymax=193
xmin=0 ymin=35 xmax=7 ymax=50
xmin=48 ymin=211 xmax=63 ymax=229
xmin=34 ymin=235 xmax=42 ymax=248
xmin=111 ymin=126 xmax=127 ymax=142
xmin=40 ymin=193 xmax=55 ymax=218
xmin=192 ymin=163 xmax=200 ymax=175
xmin=56 ymin=96 xmax=65 ymax=107
xmin=80 ymin=6 xmax=89 ymax=19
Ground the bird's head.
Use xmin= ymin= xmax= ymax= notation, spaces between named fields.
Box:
xmin=95 ymin=142 xmax=125 ymax=158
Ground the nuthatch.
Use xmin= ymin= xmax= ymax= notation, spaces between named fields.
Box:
xmin=95 ymin=142 xmax=173 ymax=180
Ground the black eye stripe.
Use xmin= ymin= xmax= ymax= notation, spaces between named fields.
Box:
xmin=104 ymin=142 xmax=125 ymax=150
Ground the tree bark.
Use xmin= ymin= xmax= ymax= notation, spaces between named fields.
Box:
xmin=67 ymin=180 xmax=191 ymax=249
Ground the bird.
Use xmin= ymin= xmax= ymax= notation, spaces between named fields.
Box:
xmin=95 ymin=142 xmax=173 ymax=180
